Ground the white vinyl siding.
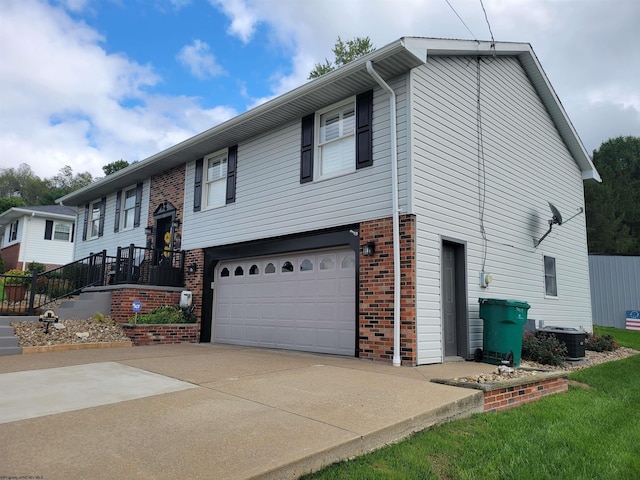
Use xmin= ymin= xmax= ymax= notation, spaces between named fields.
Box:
xmin=73 ymin=180 xmax=150 ymax=259
xmin=16 ymin=216 xmax=75 ymax=266
xmin=182 ymin=78 xmax=409 ymax=250
xmin=317 ymin=99 xmax=356 ymax=178
xmin=410 ymin=56 xmax=592 ymax=364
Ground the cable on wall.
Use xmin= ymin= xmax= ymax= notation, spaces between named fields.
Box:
xmin=476 ymin=57 xmax=488 ymax=272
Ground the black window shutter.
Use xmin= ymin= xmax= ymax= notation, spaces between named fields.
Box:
xmin=114 ymin=190 xmax=122 ymax=232
xmin=226 ymin=145 xmax=238 ymax=204
xmin=71 ymin=223 xmax=75 ymax=243
xmin=134 ymin=182 xmax=143 ymax=227
xmin=82 ymin=203 xmax=89 ymax=241
xmin=44 ymin=220 xmax=53 ymax=240
xmin=356 ymin=89 xmax=373 ymax=169
xmin=98 ymin=197 xmax=106 ymax=237
xmin=194 ymin=159 xmax=203 ymax=212
xmin=300 ymin=113 xmax=315 ymax=183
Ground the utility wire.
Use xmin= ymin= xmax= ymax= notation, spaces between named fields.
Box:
xmin=444 ymin=0 xmax=477 ymax=40
xmin=479 ymin=0 xmax=495 ymax=45
xmin=476 ymin=57 xmax=488 ymax=271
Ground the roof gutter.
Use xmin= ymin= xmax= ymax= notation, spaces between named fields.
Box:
xmin=366 ymin=60 xmax=402 ymax=367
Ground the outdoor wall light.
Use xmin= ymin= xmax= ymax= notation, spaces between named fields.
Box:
xmin=187 ymin=262 xmax=198 ymax=274
xmin=144 ymin=226 xmax=154 ymax=236
xmin=361 ymin=241 xmax=376 ymax=256
xmin=172 ymin=218 xmax=180 ymax=230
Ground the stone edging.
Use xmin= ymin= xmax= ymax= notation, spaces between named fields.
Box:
xmin=22 ymin=341 xmax=133 ymax=354
xmin=431 ymin=368 xmax=569 ymax=392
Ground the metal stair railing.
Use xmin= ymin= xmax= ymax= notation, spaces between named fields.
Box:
xmin=0 ymin=250 xmax=115 ymax=316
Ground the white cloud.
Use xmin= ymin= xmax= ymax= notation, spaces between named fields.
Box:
xmin=177 ymin=40 xmax=226 ymax=79
xmin=0 ymin=0 xmax=236 ymax=179
xmin=209 ymin=0 xmax=259 ymax=43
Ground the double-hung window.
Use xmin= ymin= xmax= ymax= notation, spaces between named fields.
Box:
xmin=9 ymin=220 xmax=18 ymax=242
xmin=122 ymin=187 xmax=137 ymax=230
xmin=317 ymin=100 xmax=356 ymax=178
xmin=89 ymin=201 xmax=101 ymax=239
xmin=193 ymin=146 xmax=237 ymax=212
xmin=300 ymin=89 xmax=373 ymax=184
xmin=83 ymin=197 xmax=105 ymax=241
xmin=205 ymin=151 xmax=228 ymax=208
xmin=54 ymin=223 xmax=71 ymax=241
xmin=544 ymin=255 xmax=557 ymax=297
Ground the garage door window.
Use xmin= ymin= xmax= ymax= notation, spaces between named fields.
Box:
xmin=341 ymin=254 xmax=355 ymax=269
xmin=300 ymin=259 xmax=313 ymax=272
xmin=265 ymin=263 xmax=276 ymax=274
xmin=221 ymin=268 xmax=229 ymax=277
xmin=234 ymin=266 xmax=244 ymax=276
xmin=282 ymin=261 xmax=294 ymax=273
xmin=249 ymin=265 xmax=259 ymax=275
xmin=320 ymin=256 xmax=335 ymax=270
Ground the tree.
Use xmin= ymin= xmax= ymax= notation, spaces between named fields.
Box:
xmin=0 ymin=164 xmax=47 ymax=206
xmin=103 ymin=159 xmax=129 ymax=176
xmin=584 ymin=136 xmax=640 ymax=254
xmin=308 ymin=36 xmax=376 ymax=79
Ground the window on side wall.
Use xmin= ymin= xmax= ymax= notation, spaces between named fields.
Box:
xmin=205 ymin=150 xmax=228 ymax=208
xmin=90 ymin=202 xmax=101 ymax=239
xmin=544 ymin=255 xmax=557 ymax=297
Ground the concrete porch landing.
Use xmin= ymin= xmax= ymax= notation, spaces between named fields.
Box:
xmin=0 ymin=344 xmax=496 ymax=479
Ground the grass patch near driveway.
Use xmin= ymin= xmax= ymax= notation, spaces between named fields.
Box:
xmin=303 ymin=329 xmax=640 ymax=480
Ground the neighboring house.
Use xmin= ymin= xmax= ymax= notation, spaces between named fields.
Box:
xmin=58 ymin=37 xmax=600 ymax=366
xmin=589 ymin=254 xmax=640 ymax=329
xmin=0 ymin=205 xmax=77 ymax=271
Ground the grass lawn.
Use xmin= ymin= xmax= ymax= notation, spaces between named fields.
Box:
xmin=302 ymin=327 xmax=640 ymax=480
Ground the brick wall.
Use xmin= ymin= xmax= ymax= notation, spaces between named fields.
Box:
xmin=148 ymin=165 xmax=185 ymax=229
xmin=1 ymin=244 xmax=20 ymax=270
xmin=484 ymin=377 xmax=569 ymax=412
xmin=110 ymin=287 xmax=184 ymax=324
xmin=359 ymin=215 xmax=416 ymax=365
xmin=121 ymin=324 xmax=199 ymax=346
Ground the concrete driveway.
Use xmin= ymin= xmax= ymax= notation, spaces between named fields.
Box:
xmin=0 ymin=344 xmax=496 ymax=479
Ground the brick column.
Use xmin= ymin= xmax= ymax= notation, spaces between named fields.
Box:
xmin=359 ymin=214 xmax=416 ymax=365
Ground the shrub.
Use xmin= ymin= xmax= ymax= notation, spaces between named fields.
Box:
xmin=47 ymin=278 xmax=75 ymax=298
xmin=27 ymin=262 xmax=47 ymax=274
xmin=585 ymin=333 xmax=618 ymax=352
xmin=3 ymin=269 xmax=29 ymax=285
xmin=128 ymin=305 xmax=195 ymax=324
xmin=521 ymin=331 xmax=568 ymax=366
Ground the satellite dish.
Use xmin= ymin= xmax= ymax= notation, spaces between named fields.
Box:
xmin=549 ymin=202 xmax=563 ymax=225
xmin=533 ymin=202 xmax=565 ymax=248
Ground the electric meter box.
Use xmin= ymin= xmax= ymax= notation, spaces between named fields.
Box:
xmin=179 ymin=291 xmax=193 ymax=308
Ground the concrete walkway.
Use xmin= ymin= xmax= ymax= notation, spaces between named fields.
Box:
xmin=0 ymin=344 xmax=496 ymax=479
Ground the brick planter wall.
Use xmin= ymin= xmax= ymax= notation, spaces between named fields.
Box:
xmin=110 ymin=287 xmax=183 ymax=324
xmin=122 ymin=324 xmax=199 ymax=346
xmin=359 ymin=215 xmax=416 ymax=365
xmin=484 ymin=376 xmax=569 ymax=412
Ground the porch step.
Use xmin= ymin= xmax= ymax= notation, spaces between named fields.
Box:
xmin=55 ymin=291 xmax=112 ymax=320
xmin=0 ymin=317 xmax=32 ymax=356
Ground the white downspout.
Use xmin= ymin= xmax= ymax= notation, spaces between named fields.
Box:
xmin=366 ymin=60 xmax=402 ymax=367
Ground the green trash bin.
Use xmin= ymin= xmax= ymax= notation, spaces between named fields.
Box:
xmin=478 ymin=298 xmax=530 ymax=367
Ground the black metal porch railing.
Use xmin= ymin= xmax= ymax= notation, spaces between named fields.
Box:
xmin=0 ymin=245 xmax=186 ymax=315
xmin=110 ymin=244 xmax=185 ymax=287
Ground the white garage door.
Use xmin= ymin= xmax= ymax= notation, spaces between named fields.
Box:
xmin=213 ymin=248 xmax=356 ymax=355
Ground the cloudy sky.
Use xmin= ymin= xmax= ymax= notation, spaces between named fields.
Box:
xmin=1 ymin=0 xmax=638 ymax=180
